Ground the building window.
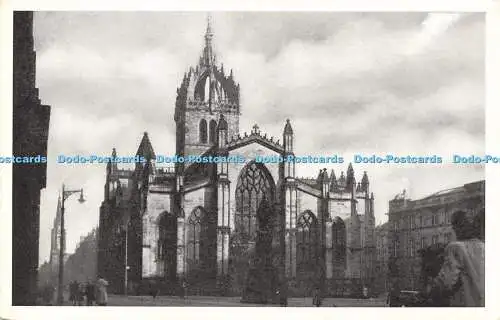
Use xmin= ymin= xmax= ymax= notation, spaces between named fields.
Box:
xmin=235 ymin=161 xmax=275 ymax=241
xmin=421 ymin=236 xmax=427 ymax=249
xmin=444 ymin=232 xmax=452 ymax=243
xmin=157 ymin=211 xmax=177 ymax=280
xmin=187 ymin=207 xmax=205 ymax=270
xmin=445 ymin=212 xmax=451 ymax=224
xmin=297 ymin=211 xmax=319 ymax=274
xmin=432 ymin=214 xmax=437 ymax=226
xmin=393 ymin=240 xmax=399 ymax=257
xmin=199 ymin=119 xmax=207 ymax=143
xmin=409 ymin=239 xmax=414 ymax=257
xmin=209 ymin=119 xmax=217 ymax=144
xmin=332 ymin=217 xmax=346 ymax=271
xmin=419 ymin=215 xmax=423 ymax=227
xmin=432 ymin=235 xmax=439 ymax=245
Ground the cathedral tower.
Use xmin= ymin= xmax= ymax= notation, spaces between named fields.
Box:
xmin=174 ymin=15 xmax=241 ymax=161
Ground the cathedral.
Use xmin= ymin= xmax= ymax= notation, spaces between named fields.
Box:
xmin=98 ymin=18 xmax=376 ymax=299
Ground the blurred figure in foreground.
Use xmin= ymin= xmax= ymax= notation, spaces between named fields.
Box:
xmin=86 ymin=280 xmax=96 ymax=306
xmin=431 ymin=210 xmax=484 ymax=307
xmin=95 ymin=276 xmax=109 ymax=306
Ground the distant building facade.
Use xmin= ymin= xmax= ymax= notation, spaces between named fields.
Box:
xmin=387 ymin=180 xmax=485 ymax=290
xmin=374 ymin=222 xmax=390 ymax=293
xmin=98 ymin=19 xmax=376 ymax=297
xmin=13 ymin=11 xmax=51 ymax=305
xmin=49 ymin=197 xmax=65 ymax=274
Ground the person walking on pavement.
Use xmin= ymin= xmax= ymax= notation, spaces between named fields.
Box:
xmin=86 ymin=280 xmax=96 ymax=306
xmin=69 ymin=280 xmax=78 ymax=306
xmin=96 ymin=276 xmax=109 ymax=306
xmin=77 ymin=282 xmax=86 ymax=306
xmin=313 ymin=287 xmax=322 ymax=307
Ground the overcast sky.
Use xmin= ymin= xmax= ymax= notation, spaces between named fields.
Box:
xmin=33 ymin=12 xmax=484 ymax=264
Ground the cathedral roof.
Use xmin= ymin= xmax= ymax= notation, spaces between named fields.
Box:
xmin=136 ymin=131 xmax=156 ymax=160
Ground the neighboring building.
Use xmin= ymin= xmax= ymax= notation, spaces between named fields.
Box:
xmin=13 ymin=11 xmax=51 ymax=305
xmin=387 ymin=180 xmax=485 ymax=290
xmin=49 ymin=197 xmax=65 ymax=274
xmin=98 ymin=18 xmax=376 ymax=297
xmin=64 ymin=228 xmax=98 ymax=285
xmin=374 ymin=222 xmax=390 ymax=294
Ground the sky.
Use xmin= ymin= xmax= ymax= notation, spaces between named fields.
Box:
xmin=33 ymin=12 xmax=485 ymax=264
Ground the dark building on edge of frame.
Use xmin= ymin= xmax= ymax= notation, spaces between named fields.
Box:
xmin=13 ymin=11 xmax=51 ymax=305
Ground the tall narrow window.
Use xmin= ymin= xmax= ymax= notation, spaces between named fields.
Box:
xmin=158 ymin=211 xmax=177 ymax=281
xmin=209 ymin=120 xmax=217 ymax=144
xmin=187 ymin=207 xmax=204 ymax=272
xmin=332 ymin=217 xmax=346 ymax=273
xmin=199 ymin=119 xmax=207 ymax=143
xmin=296 ymin=211 xmax=318 ymax=275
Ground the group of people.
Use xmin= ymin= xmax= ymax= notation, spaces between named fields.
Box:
xmin=388 ymin=209 xmax=485 ymax=307
xmin=69 ymin=277 xmax=109 ymax=306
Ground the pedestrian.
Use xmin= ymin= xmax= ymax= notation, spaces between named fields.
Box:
xmin=431 ymin=210 xmax=485 ymax=307
xmin=387 ymin=283 xmax=400 ymax=307
xmin=182 ymin=279 xmax=188 ymax=299
xmin=151 ymin=281 xmax=159 ymax=299
xmin=95 ymin=276 xmax=109 ymax=306
xmin=42 ymin=283 xmax=55 ymax=305
xmin=69 ymin=280 xmax=78 ymax=306
xmin=77 ymin=282 xmax=85 ymax=306
xmin=313 ymin=287 xmax=322 ymax=307
xmin=86 ymin=280 xmax=96 ymax=306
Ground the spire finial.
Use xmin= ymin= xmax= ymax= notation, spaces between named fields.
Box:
xmin=202 ymin=13 xmax=215 ymax=67
xmin=207 ymin=14 xmax=212 ymax=31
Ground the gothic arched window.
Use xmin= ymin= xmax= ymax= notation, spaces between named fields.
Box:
xmin=332 ymin=217 xmax=346 ymax=273
xmin=235 ymin=161 xmax=275 ymax=241
xmin=296 ymin=211 xmax=318 ymax=274
xmin=187 ymin=207 xmax=204 ymax=271
xmin=209 ymin=120 xmax=217 ymax=144
xmin=199 ymin=119 xmax=207 ymax=144
xmin=158 ymin=211 xmax=177 ymax=280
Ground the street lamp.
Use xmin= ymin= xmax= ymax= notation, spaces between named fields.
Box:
xmin=57 ymin=184 xmax=85 ymax=305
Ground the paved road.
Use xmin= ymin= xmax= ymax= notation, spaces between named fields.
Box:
xmin=99 ymin=294 xmax=387 ymax=307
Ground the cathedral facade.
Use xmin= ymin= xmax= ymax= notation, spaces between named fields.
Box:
xmin=98 ymin=19 xmax=376 ymax=298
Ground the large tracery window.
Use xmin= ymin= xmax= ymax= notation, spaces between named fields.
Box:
xmin=199 ymin=119 xmax=208 ymax=144
xmin=187 ymin=207 xmax=205 ymax=271
xmin=235 ymin=161 xmax=275 ymax=241
xmin=296 ymin=211 xmax=318 ymax=274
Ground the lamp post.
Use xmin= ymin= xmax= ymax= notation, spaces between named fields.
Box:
xmin=124 ymin=218 xmax=130 ymax=295
xmin=57 ymin=184 xmax=85 ymax=305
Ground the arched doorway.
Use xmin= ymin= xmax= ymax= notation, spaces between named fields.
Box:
xmin=158 ymin=211 xmax=177 ymax=282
